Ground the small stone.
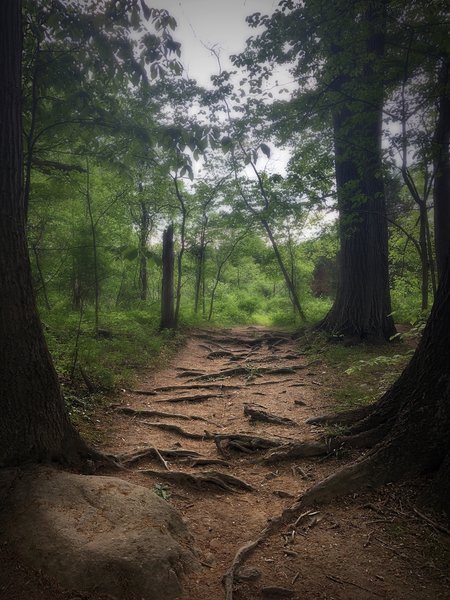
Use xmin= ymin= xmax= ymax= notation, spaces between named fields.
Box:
xmin=203 ymin=552 xmax=215 ymax=565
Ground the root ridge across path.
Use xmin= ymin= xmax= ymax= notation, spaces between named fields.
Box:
xmin=102 ymin=327 xmax=450 ymax=600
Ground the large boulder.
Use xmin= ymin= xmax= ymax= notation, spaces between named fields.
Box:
xmin=0 ymin=467 xmax=198 ymax=599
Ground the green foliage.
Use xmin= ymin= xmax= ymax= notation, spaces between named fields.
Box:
xmin=153 ymin=483 xmax=171 ymax=501
xmin=42 ymin=307 xmax=181 ymax=392
xmin=303 ymin=332 xmax=412 ymax=413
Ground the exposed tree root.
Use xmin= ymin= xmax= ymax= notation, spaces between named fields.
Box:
xmin=117 ymin=447 xmax=201 ymax=466
xmin=128 ymin=389 xmax=157 ymax=396
xmin=306 ymin=404 xmax=372 ymax=426
xmin=244 ymin=404 xmax=297 ymax=427
xmin=154 ymin=393 xmax=225 ymax=403
xmin=247 ymin=378 xmax=295 ymax=386
xmin=223 ymin=427 xmax=448 ymax=600
xmin=139 ymin=469 xmax=255 ymax=493
xmin=262 ymin=424 xmax=388 ymax=463
xmin=213 ymin=433 xmax=288 ymax=455
xmin=184 ymin=457 xmax=230 ymax=468
xmin=153 ymin=383 xmax=241 ymax=392
xmin=207 ymin=350 xmax=234 ymax=359
xmin=141 ymin=421 xmax=212 ymax=440
xmin=116 ymin=406 xmax=214 ymax=424
xmin=176 ymin=370 xmax=207 ymax=378
xmin=263 ymin=440 xmax=330 ymax=462
xmin=190 ymin=366 xmax=302 ymax=382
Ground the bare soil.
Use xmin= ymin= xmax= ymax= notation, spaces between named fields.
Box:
xmin=1 ymin=326 xmax=449 ymax=600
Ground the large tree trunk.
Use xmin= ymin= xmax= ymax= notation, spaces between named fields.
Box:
xmin=160 ymin=225 xmax=176 ymax=330
xmin=433 ymin=57 xmax=450 ymax=281
xmin=319 ymin=1 xmax=395 ymax=341
xmin=303 ymin=244 xmax=450 ymax=512
xmin=0 ymin=0 xmax=89 ymax=467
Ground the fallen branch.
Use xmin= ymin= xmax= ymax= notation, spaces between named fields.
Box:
xmin=413 ymin=507 xmax=450 ymax=537
xmin=153 ymin=447 xmax=170 ymax=470
xmin=326 ymin=574 xmax=384 ymax=597
xmin=139 ymin=469 xmax=255 ymax=493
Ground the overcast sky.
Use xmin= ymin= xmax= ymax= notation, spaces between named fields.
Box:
xmin=161 ymin=0 xmax=280 ymax=86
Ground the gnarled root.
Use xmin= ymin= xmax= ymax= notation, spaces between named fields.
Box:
xmin=116 ymin=406 xmax=214 ymax=424
xmin=244 ymin=403 xmax=297 ymax=427
xmin=306 ymin=404 xmax=372 ymax=426
xmin=214 ymin=433 xmax=289 ymax=456
xmin=141 ymin=422 xmax=213 ymax=440
xmin=263 ymin=441 xmax=330 ymax=463
xmin=117 ymin=447 xmax=201 ymax=466
xmin=139 ymin=469 xmax=255 ymax=493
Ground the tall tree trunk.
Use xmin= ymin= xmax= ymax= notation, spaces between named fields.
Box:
xmin=173 ymin=177 xmax=186 ymax=327
xmin=419 ymin=203 xmax=429 ymax=310
xmin=85 ymin=160 xmax=99 ymax=334
xmin=433 ymin=57 xmax=450 ymax=281
xmin=302 ymin=241 xmax=450 ymax=512
xmin=31 ymin=242 xmax=51 ymax=310
xmin=160 ymin=225 xmax=176 ymax=330
xmin=138 ymin=200 xmax=150 ymax=301
xmin=0 ymin=0 xmax=88 ymax=467
xmin=194 ymin=218 xmax=207 ymax=315
xmin=320 ymin=2 xmax=395 ymax=341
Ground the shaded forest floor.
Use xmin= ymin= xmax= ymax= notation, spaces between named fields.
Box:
xmin=1 ymin=326 xmax=450 ymax=599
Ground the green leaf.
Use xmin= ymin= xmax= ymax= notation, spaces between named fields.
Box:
xmin=260 ymin=143 xmax=271 ymax=158
xmin=141 ymin=0 xmax=151 ymax=20
xmin=123 ymin=247 xmax=139 ymax=260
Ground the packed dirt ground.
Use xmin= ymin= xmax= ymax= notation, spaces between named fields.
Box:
xmin=1 ymin=326 xmax=449 ymax=599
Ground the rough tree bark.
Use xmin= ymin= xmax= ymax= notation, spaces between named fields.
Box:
xmin=160 ymin=224 xmax=176 ymax=330
xmin=0 ymin=0 xmax=92 ymax=467
xmin=138 ymin=197 xmax=151 ymax=301
xmin=433 ymin=57 xmax=450 ymax=281
xmin=319 ymin=1 xmax=396 ymax=341
xmin=304 ymin=245 xmax=450 ymax=511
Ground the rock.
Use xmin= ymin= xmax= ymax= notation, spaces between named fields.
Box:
xmin=0 ymin=467 xmax=198 ymax=600
xmin=236 ymin=566 xmax=262 ymax=582
xmin=203 ymin=551 xmax=215 ymax=565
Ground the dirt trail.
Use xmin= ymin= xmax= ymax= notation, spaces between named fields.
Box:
xmin=103 ymin=326 xmax=449 ymax=600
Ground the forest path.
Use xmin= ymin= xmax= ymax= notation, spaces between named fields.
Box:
xmin=102 ymin=327 xmax=448 ymax=600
